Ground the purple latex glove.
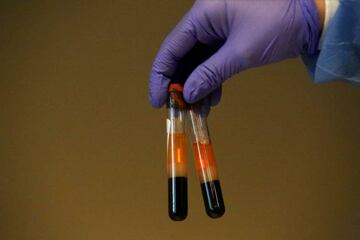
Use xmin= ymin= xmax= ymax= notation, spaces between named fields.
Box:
xmin=149 ymin=0 xmax=321 ymax=110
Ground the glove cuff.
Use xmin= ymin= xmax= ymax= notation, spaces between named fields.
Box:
xmin=299 ymin=0 xmax=322 ymax=55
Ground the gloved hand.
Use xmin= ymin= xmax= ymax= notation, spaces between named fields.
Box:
xmin=149 ymin=0 xmax=321 ymax=110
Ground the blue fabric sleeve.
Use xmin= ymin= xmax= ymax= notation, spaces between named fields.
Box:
xmin=302 ymin=0 xmax=360 ymax=85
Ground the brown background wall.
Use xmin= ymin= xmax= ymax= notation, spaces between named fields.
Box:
xmin=1 ymin=1 xmax=359 ymax=240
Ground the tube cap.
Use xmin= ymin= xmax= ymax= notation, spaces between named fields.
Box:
xmin=167 ymin=84 xmax=187 ymax=109
xmin=168 ymin=83 xmax=184 ymax=93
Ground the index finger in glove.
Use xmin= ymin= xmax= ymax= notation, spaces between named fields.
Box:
xmin=149 ymin=15 xmax=197 ymax=108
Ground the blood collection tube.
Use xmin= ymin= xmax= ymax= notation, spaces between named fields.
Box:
xmin=167 ymin=83 xmax=188 ymax=221
xmin=188 ymin=103 xmax=225 ymax=218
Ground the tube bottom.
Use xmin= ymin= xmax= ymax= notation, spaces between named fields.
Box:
xmin=168 ymin=177 xmax=188 ymax=221
xmin=200 ymin=180 xmax=225 ymax=218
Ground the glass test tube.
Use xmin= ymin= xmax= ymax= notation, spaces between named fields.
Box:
xmin=167 ymin=84 xmax=188 ymax=221
xmin=188 ymin=104 xmax=225 ymax=218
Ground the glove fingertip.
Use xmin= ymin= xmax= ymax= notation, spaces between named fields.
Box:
xmin=149 ymin=71 xmax=170 ymax=108
xmin=201 ymin=97 xmax=211 ymax=117
xmin=149 ymin=94 xmax=166 ymax=108
xmin=183 ymin=81 xmax=198 ymax=104
xmin=201 ymin=103 xmax=211 ymax=117
xmin=209 ymin=87 xmax=222 ymax=106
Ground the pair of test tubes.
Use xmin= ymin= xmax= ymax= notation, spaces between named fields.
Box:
xmin=167 ymin=83 xmax=225 ymax=221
